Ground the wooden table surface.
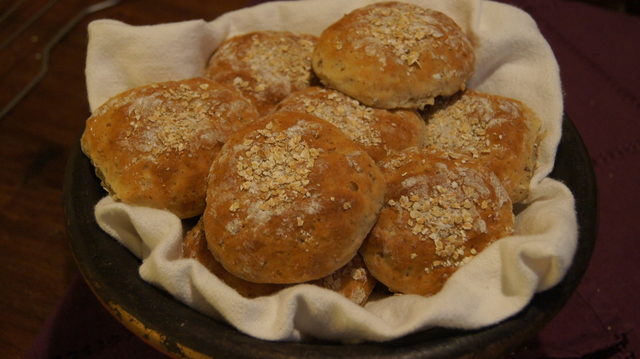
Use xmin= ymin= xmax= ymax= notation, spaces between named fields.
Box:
xmin=0 ymin=1 xmax=250 ymax=357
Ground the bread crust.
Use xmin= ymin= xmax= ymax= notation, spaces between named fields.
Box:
xmin=422 ymin=89 xmax=543 ymax=203
xmin=183 ymin=218 xmax=287 ymax=298
xmin=204 ymin=112 xmax=386 ymax=284
xmin=184 ymin=217 xmax=376 ymax=304
xmin=360 ymin=147 xmax=514 ymax=296
xmin=205 ymin=30 xmax=318 ymax=116
xmin=312 ymin=1 xmax=475 ymax=109
xmin=275 ymin=86 xmax=427 ymax=162
xmin=80 ymin=78 xmax=259 ymax=219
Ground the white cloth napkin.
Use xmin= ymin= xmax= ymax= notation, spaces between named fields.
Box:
xmin=87 ymin=0 xmax=577 ymax=342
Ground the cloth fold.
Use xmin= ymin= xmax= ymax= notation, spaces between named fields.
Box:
xmin=86 ymin=0 xmax=577 ymax=342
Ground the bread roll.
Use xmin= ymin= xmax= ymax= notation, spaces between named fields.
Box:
xmin=422 ymin=89 xmax=543 ymax=203
xmin=204 ymin=111 xmax=386 ymax=284
xmin=81 ymin=78 xmax=259 ymax=218
xmin=360 ymin=147 xmax=514 ymax=296
xmin=312 ymin=1 xmax=475 ymax=109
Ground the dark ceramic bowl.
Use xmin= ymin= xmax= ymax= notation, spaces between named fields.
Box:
xmin=64 ymin=114 xmax=598 ymax=359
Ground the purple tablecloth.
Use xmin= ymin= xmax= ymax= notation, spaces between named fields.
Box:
xmin=25 ymin=0 xmax=640 ymax=358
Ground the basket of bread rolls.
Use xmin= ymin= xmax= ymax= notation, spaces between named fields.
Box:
xmin=65 ymin=0 xmax=595 ymax=358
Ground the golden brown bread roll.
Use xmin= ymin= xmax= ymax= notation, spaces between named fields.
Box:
xmin=312 ymin=1 xmax=475 ymax=110
xmin=204 ymin=111 xmax=386 ymax=284
xmin=183 ymin=217 xmax=376 ymax=305
xmin=205 ymin=30 xmax=318 ymax=116
xmin=359 ymin=147 xmax=514 ymax=297
xmin=422 ymin=89 xmax=543 ymax=203
xmin=81 ymin=78 xmax=259 ymax=219
xmin=274 ymin=86 xmax=427 ymax=162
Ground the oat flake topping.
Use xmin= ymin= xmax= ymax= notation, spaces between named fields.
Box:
xmin=284 ymin=89 xmax=383 ymax=147
xmin=357 ymin=3 xmax=450 ymax=67
xmin=426 ymin=95 xmax=519 ymax=159
xmin=386 ymin=156 xmax=495 ymax=269
xmin=231 ymin=33 xmax=315 ymax=94
xmin=233 ymin=121 xmax=321 ymax=212
xmin=118 ymin=82 xmax=238 ymax=159
xmin=390 ymin=183 xmax=476 ymax=268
